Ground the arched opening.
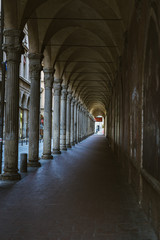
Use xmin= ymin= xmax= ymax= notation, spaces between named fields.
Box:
xmin=94 ymin=115 xmax=104 ymax=135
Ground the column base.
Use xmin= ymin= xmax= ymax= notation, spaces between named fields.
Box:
xmin=60 ymin=147 xmax=67 ymax=151
xmin=41 ymin=154 xmax=53 ymax=160
xmin=66 ymin=144 xmax=71 ymax=148
xmin=1 ymin=172 xmax=21 ymax=181
xmin=27 ymin=161 xmax=41 ymax=167
xmin=52 ymin=149 xmax=61 ymax=154
xmin=71 ymin=142 xmax=75 ymax=146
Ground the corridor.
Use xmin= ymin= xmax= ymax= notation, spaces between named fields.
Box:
xmin=0 ymin=135 xmax=157 ymax=240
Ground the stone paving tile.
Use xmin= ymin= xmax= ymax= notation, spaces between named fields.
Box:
xmin=0 ymin=135 xmax=158 ymax=240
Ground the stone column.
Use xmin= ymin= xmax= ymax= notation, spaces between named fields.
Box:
xmin=2 ymin=29 xmax=22 ymax=180
xmin=83 ymin=110 xmax=86 ymax=139
xmin=42 ymin=68 xmax=53 ymax=159
xmin=53 ymin=79 xmax=61 ymax=154
xmin=66 ymin=90 xmax=72 ymax=148
xmin=74 ymin=100 xmax=77 ymax=144
xmin=78 ymin=105 xmax=82 ymax=142
xmin=82 ymin=108 xmax=84 ymax=140
xmin=77 ymin=103 xmax=82 ymax=142
xmin=81 ymin=107 xmax=84 ymax=139
xmin=85 ymin=111 xmax=88 ymax=137
xmin=28 ymin=53 xmax=42 ymax=167
xmin=60 ymin=84 xmax=67 ymax=151
xmin=80 ymin=107 xmax=83 ymax=140
xmin=84 ymin=109 xmax=86 ymax=139
xmin=88 ymin=115 xmax=90 ymax=136
xmin=76 ymin=103 xmax=79 ymax=143
xmin=104 ymin=115 xmax=107 ymax=137
xmin=71 ymin=98 xmax=75 ymax=146
xmin=22 ymin=108 xmax=28 ymax=138
xmin=26 ymin=109 xmax=29 ymax=138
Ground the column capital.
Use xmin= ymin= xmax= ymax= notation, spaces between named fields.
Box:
xmin=85 ymin=110 xmax=88 ymax=115
xmin=53 ymin=82 xmax=61 ymax=96
xmin=79 ymin=104 xmax=83 ymax=111
xmin=67 ymin=90 xmax=72 ymax=101
xmin=43 ymin=68 xmax=54 ymax=74
xmin=28 ymin=52 xmax=43 ymax=61
xmin=62 ymin=84 xmax=68 ymax=90
xmin=29 ymin=53 xmax=43 ymax=79
xmin=71 ymin=97 xmax=76 ymax=106
xmin=74 ymin=99 xmax=79 ymax=106
xmin=61 ymin=84 xmax=68 ymax=100
xmin=3 ymin=29 xmax=23 ymax=62
xmin=54 ymin=78 xmax=62 ymax=84
xmin=44 ymin=68 xmax=54 ymax=88
xmin=77 ymin=103 xmax=81 ymax=111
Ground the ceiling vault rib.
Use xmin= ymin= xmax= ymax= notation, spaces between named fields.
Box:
xmin=46 ymin=44 xmax=117 ymax=48
xmin=26 ymin=17 xmax=122 ymax=21
xmin=73 ymin=80 xmax=109 ymax=82
xmin=64 ymin=71 xmax=113 ymax=74
xmin=57 ymin=60 xmax=114 ymax=63
xmin=80 ymin=91 xmax=109 ymax=93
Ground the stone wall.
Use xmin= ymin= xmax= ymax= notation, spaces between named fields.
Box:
xmin=107 ymin=0 xmax=160 ymax=237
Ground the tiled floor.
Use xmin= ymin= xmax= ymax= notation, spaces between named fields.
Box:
xmin=0 ymin=135 xmax=157 ymax=240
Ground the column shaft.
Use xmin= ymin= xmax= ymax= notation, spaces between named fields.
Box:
xmin=66 ymin=91 xmax=72 ymax=148
xmin=28 ymin=53 xmax=42 ymax=167
xmin=2 ymin=29 xmax=22 ymax=180
xmin=82 ymin=109 xmax=84 ymax=140
xmin=71 ymin=98 xmax=75 ymax=146
xmin=42 ymin=69 xmax=53 ymax=159
xmin=74 ymin=101 xmax=77 ymax=144
xmin=78 ymin=106 xmax=82 ymax=142
xmin=60 ymin=85 xmax=67 ymax=150
xmin=77 ymin=104 xmax=79 ymax=143
xmin=22 ymin=109 xmax=28 ymax=138
xmin=53 ymin=80 xmax=61 ymax=154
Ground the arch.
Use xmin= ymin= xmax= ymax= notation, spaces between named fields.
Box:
xmin=27 ymin=96 xmax=30 ymax=109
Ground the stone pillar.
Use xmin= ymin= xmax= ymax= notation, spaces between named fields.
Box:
xmin=84 ymin=109 xmax=86 ymax=139
xmin=53 ymin=79 xmax=61 ymax=154
xmin=88 ymin=115 xmax=90 ymax=136
xmin=104 ymin=115 xmax=107 ymax=137
xmin=28 ymin=53 xmax=42 ymax=167
xmin=42 ymin=68 xmax=53 ymax=159
xmin=71 ymin=98 xmax=75 ymax=146
xmin=80 ymin=107 xmax=83 ymax=140
xmin=26 ymin=109 xmax=29 ymax=138
xmin=84 ymin=110 xmax=87 ymax=139
xmin=81 ymin=107 xmax=84 ymax=139
xmin=86 ymin=113 xmax=88 ymax=137
xmin=86 ymin=111 xmax=89 ymax=137
xmin=2 ymin=29 xmax=22 ymax=180
xmin=22 ymin=108 xmax=28 ymax=138
xmin=74 ymin=100 xmax=77 ymax=144
xmin=77 ymin=103 xmax=80 ymax=143
xmin=66 ymin=91 xmax=72 ymax=148
xmin=60 ymin=84 xmax=67 ymax=151
xmin=82 ymin=108 xmax=84 ymax=140
xmin=78 ymin=105 xmax=82 ymax=142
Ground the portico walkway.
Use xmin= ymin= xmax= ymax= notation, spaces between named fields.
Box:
xmin=0 ymin=135 xmax=157 ymax=240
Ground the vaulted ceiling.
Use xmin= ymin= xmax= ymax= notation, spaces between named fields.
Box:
xmin=4 ymin=0 xmax=135 ymax=116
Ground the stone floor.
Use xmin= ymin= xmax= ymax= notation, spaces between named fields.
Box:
xmin=0 ymin=135 xmax=157 ymax=240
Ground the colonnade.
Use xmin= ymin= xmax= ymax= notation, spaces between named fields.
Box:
xmin=51 ymin=82 xmax=95 ymax=155
xmin=1 ymin=31 xmax=94 ymax=180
